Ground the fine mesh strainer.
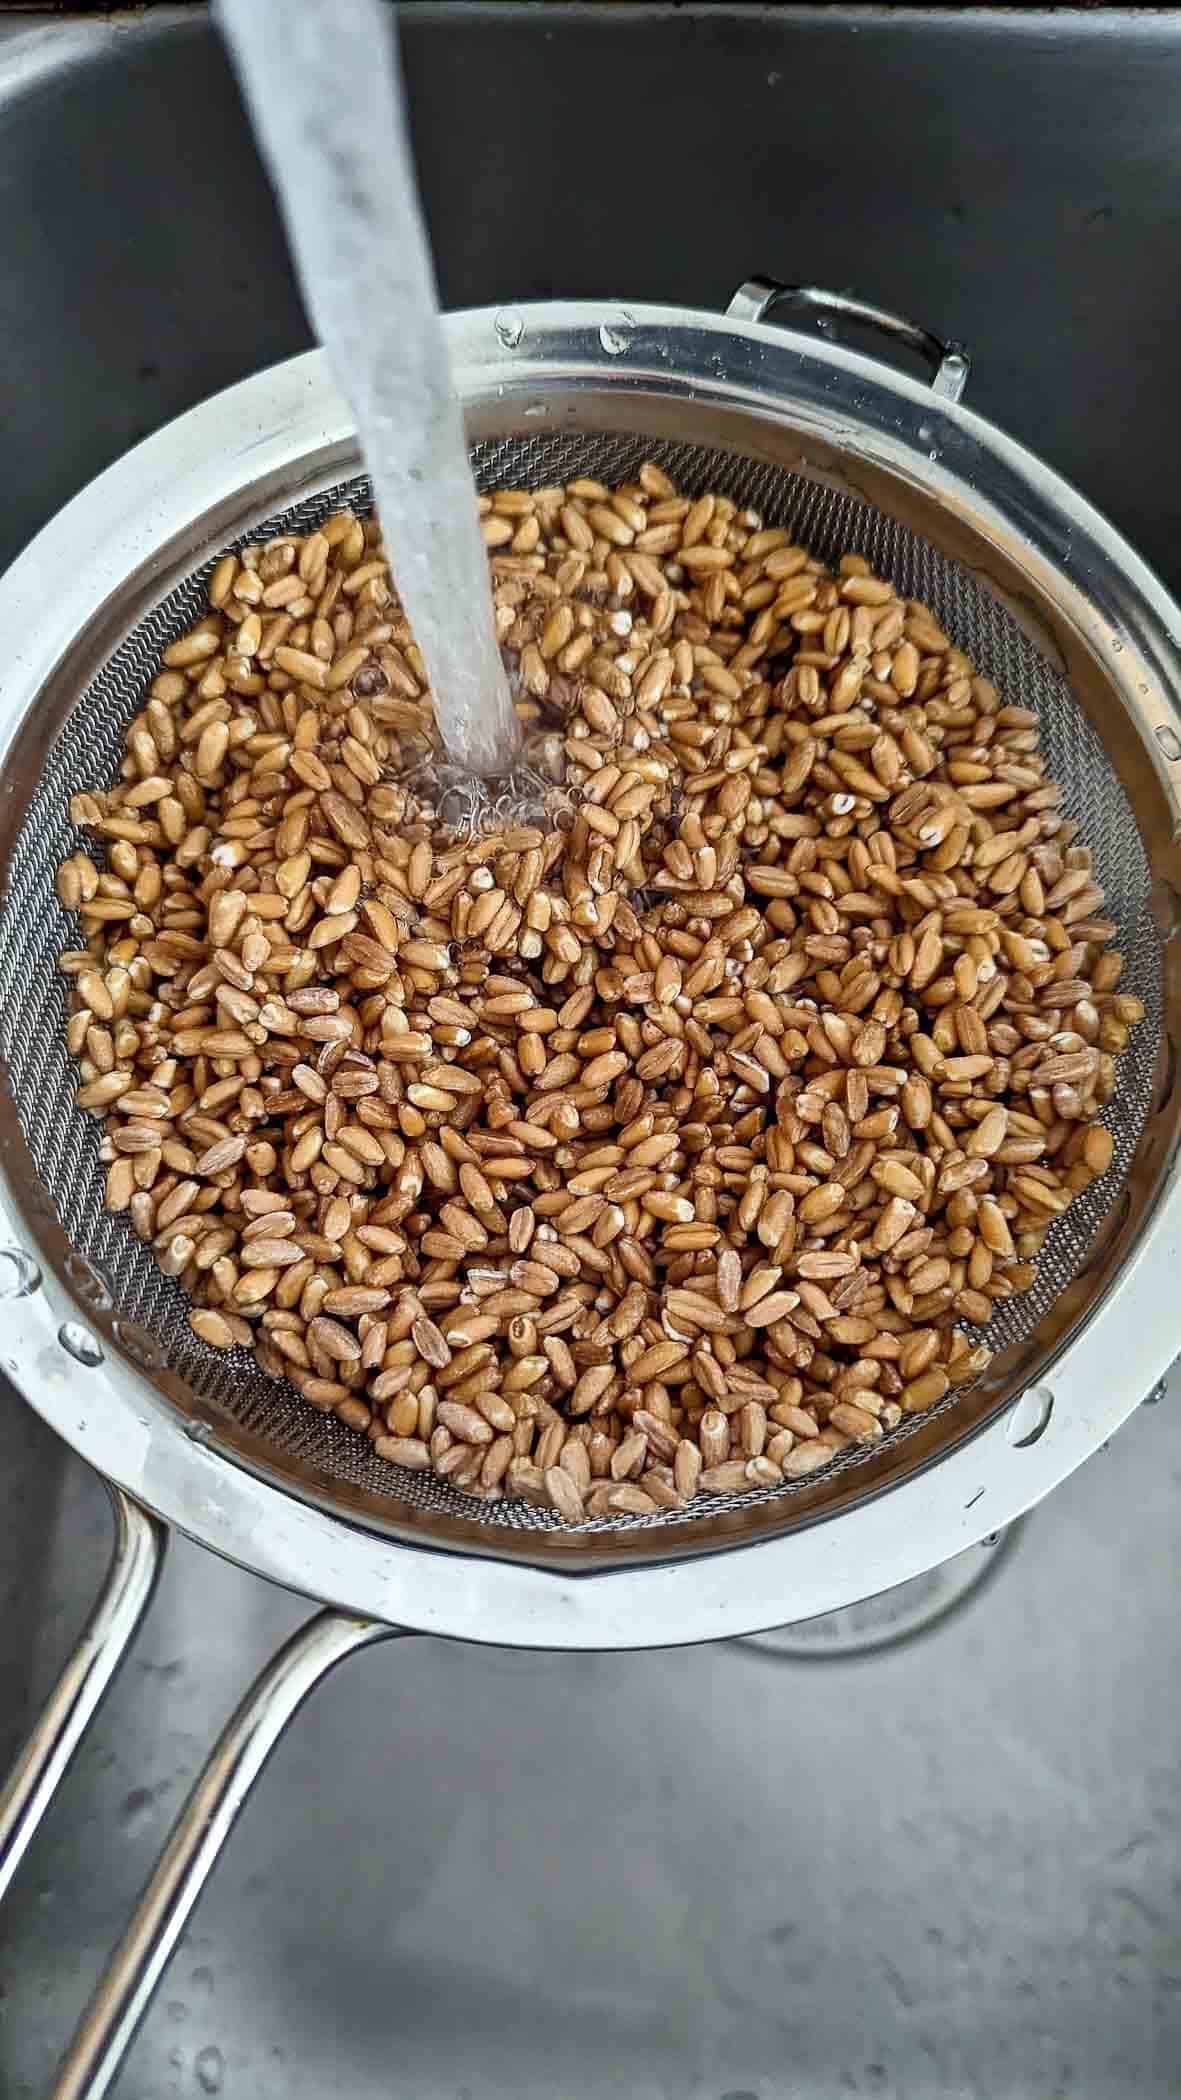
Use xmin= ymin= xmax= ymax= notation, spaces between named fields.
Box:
xmin=2 ymin=284 xmax=1180 ymax=2097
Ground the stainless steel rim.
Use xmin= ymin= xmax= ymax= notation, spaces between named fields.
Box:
xmin=0 ymin=297 xmax=1179 ymax=1647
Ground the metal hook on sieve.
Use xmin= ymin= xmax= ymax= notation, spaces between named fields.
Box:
xmin=727 ymin=277 xmax=971 ymax=402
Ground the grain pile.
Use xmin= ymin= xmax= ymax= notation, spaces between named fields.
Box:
xmin=56 ymin=466 xmax=1143 ymax=1521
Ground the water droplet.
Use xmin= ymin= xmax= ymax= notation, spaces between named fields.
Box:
xmin=65 ymin=1251 xmax=112 ymax=1311
xmin=1006 ymin=1383 xmax=1054 ymax=1447
xmin=493 ymin=306 xmax=525 ymax=350
xmin=0 ymin=1246 xmax=42 ymax=1299
xmin=184 ymin=1419 xmax=214 ymax=1446
xmin=917 ymin=423 xmax=933 ymax=444
xmin=113 ymin=1318 xmax=164 ymax=1371
xmin=598 ymin=320 xmax=631 ymax=357
xmin=1155 ymin=723 xmax=1181 ymax=762
xmin=120 ymin=1785 xmax=156 ymax=1831
xmin=522 ymin=401 xmax=549 ymax=420
xmin=58 ymin=1321 xmax=103 ymax=1367
xmin=195 ymin=2044 xmax=224 ymax=2093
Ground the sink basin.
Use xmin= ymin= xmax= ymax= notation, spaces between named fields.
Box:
xmin=4 ymin=1375 xmax=1180 ymax=2099
xmin=0 ymin=7 xmax=1179 ymax=2095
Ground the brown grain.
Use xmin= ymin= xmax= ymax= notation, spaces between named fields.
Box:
xmin=58 ymin=473 xmax=1140 ymax=1524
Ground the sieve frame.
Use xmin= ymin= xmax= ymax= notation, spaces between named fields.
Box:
xmin=0 ymin=296 xmax=1179 ymax=1648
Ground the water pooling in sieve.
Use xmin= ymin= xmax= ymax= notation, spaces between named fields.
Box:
xmin=215 ymin=0 xmax=520 ymax=781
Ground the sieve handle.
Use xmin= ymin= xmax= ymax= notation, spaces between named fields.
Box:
xmin=727 ymin=278 xmax=970 ymax=402
xmin=0 ymin=1484 xmax=166 ymax=1906
xmin=53 ymin=1608 xmax=408 ymax=2100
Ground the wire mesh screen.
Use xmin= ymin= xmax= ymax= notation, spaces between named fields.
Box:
xmin=0 ymin=431 xmax=1164 ymax=1538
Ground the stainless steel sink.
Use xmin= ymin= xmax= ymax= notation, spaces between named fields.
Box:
xmin=4 ymin=1373 xmax=1181 ymax=2099
xmin=1 ymin=8 xmax=1180 ymax=2095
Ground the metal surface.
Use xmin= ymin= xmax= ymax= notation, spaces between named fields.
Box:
xmin=2 ymin=1378 xmax=1180 ymax=2100
xmin=1 ymin=10 xmax=1181 ymax=596
xmin=725 ymin=278 xmax=970 ymax=401
xmin=54 ymin=1612 xmax=405 ymax=2100
xmin=0 ymin=1487 xmax=165 ymax=1904
xmin=3 ymin=303 xmax=1178 ymax=2098
xmin=1 ymin=11 xmax=1181 ymax=2096
xmin=6 ymin=281 xmax=1179 ymax=2092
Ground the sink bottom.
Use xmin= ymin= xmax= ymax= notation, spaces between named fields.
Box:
xmin=2 ymin=1375 xmax=1179 ymax=2099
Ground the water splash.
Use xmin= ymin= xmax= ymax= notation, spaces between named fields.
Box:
xmin=216 ymin=0 xmax=519 ymax=779
xmin=405 ymin=729 xmax=569 ymax=835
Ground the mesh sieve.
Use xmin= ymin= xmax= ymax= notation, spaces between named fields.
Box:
xmin=0 ymin=429 xmax=1163 ymax=1544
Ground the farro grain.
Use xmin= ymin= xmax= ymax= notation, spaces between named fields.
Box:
xmin=58 ymin=469 xmax=1141 ymax=1524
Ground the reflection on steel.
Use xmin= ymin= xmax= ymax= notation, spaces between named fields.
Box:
xmin=0 ymin=1486 xmax=165 ymax=1903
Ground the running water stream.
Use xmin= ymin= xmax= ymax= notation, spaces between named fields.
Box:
xmin=216 ymin=0 xmax=521 ymax=782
